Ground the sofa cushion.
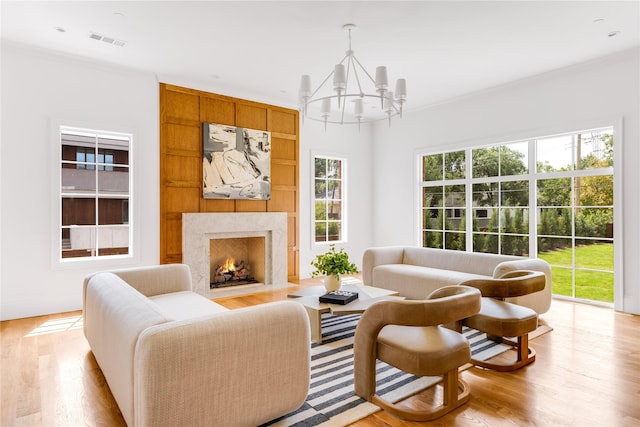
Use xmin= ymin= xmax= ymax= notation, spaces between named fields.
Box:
xmin=149 ymin=291 xmax=228 ymax=320
xmin=373 ymin=264 xmax=489 ymax=300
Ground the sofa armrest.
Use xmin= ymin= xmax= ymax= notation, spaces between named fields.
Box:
xmin=362 ymin=246 xmax=405 ymax=285
xmin=133 ymin=300 xmax=311 ymax=427
xmin=84 ymin=264 xmax=193 ymax=298
xmin=493 ymin=259 xmax=553 ymax=314
xmin=83 ymin=273 xmax=172 ymax=426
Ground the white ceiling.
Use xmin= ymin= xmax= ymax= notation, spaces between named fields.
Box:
xmin=2 ymin=1 xmax=639 ymax=116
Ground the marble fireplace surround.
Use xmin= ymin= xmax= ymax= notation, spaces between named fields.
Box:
xmin=182 ymin=212 xmax=288 ymax=297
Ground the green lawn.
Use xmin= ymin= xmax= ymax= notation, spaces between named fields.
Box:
xmin=538 ymin=243 xmax=614 ymax=303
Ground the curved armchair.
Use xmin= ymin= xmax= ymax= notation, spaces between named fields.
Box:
xmin=460 ymin=270 xmax=546 ymax=371
xmin=353 ymin=285 xmax=481 ymax=421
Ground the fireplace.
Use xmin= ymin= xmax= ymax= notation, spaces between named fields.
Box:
xmin=182 ymin=212 xmax=288 ymax=297
xmin=210 ymin=236 xmax=264 ymax=288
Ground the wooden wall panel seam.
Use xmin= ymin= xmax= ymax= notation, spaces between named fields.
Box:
xmin=165 ymin=118 xmax=200 ymax=127
xmin=163 ymin=149 xmax=201 ymax=157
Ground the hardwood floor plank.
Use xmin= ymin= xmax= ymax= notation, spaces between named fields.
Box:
xmin=1 ymin=279 xmax=639 ymax=426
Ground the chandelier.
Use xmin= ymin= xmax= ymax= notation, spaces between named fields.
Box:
xmin=298 ymin=24 xmax=407 ymax=130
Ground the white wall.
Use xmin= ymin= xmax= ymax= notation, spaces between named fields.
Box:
xmin=0 ymin=42 xmax=375 ymax=320
xmin=371 ymin=49 xmax=640 ymax=314
xmin=2 ymin=41 xmax=637 ymax=319
xmin=0 ymin=43 xmax=160 ymax=320
xmin=299 ymin=119 xmax=374 ymax=278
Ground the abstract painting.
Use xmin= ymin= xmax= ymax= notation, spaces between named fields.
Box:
xmin=202 ymin=123 xmax=271 ymax=199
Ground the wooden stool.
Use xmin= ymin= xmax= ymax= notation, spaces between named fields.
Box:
xmin=464 ymin=297 xmax=538 ymax=371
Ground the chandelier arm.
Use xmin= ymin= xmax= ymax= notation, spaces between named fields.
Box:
xmin=388 ymin=100 xmax=402 ymax=114
xmin=349 ymin=55 xmax=365 ymax=96
xmin=304 ymin=115 xmax=395 ymax=125
xmin=350 ymin=55 xmax=378 ymax=86
xmin=310 ymin=69 xmax=335 ymax=100
xmin=310 ymin=54 xmax=349 ymax=99
xmin=306 ymin=93 xmax=386 ymax=104
xmin=340 ymin=56 xmax=354 ymax=124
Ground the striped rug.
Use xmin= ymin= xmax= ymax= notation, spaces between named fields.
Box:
xmin=261 ymin=314 xmax=510 ymax=427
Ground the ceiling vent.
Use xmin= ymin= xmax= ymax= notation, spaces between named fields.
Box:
xmin=88 ymin=32 xmax=126 ymax=47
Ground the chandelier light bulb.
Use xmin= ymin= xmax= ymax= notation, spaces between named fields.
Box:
xmin=333 ymin=64 xmax=346 ymax=106
xmin=395 ymin=78 xmax=407 ymax=117
xmin=375 ymin=66 xmax=389 ymax=108
xmin=299 ymin=75 xmax=312 ymax=97
xmin=395 ymin=79 xmax=407 ymax=101
xmin=321 ymin=98 xmax=331 ymax=130
xmin=299 ymin=74 xmax=312 ymax=119
xmin=375 ymin=66 xmax=389 ymax=89
xmin=354 ymin=98 xmax=364 ymax=118
xmin=384 ymin=91 xmax=394 ymax=111
xmin=384 ymin=91 xmax=394 ymax=127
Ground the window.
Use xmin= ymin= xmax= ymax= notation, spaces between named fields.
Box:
xmin=471 ymin=141 xmax=530 ymax=256
xmin=421 ymin=150 xmax=466 ymax=250
xmin=535 ymin=129 xmax=614 ymax=302
xmin=59 ymin=126 xmax=131 ymax=260
xmin=314 ymin=156 xmax=345 ymax=243
xmin=419 ymin=126 xmax=616 ymax=304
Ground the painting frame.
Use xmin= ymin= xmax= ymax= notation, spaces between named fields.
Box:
xmin=202 ymin=122 xmax=271 ymax=200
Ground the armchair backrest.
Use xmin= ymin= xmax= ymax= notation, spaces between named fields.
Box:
xmin=356 ymin=285 xmax=481 ymax=340
xmin=369 ymin=285 xmax=479 ymax=331
xmin=459 ymin=270 xmax=545 ymax=299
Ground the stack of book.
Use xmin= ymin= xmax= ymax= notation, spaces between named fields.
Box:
xmin=319 ymin=290 xmax=359 ymax=305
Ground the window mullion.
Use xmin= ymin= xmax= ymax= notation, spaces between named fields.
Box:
xmin=94 ymin=135 xmax=100 ymax=257
xmin=529 ymin=139 xmax=537 ymax=258
xmin=465 ymin=147 xmax=473 ymax=252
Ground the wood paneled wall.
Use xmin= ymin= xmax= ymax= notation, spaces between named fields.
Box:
xmin=159 ymin=84 xmax=300 ymax=280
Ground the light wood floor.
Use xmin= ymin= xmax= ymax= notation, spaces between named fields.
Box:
xmin=2 ymin=278 xmax=639 ymax=426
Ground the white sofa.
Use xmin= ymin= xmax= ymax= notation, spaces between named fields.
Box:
xmin=362 ymin=246 xmax=552 ymax=314
xmin=82 ymin=264 xmax=310 ymax=427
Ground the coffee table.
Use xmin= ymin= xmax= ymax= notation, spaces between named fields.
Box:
xmin=288 ymin=282 xmax=403 ymax=343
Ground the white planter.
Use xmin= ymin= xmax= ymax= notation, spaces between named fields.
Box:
xmin=323 ymin=275 xmax=341 ymax=292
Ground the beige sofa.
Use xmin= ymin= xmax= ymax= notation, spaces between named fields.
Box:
xmin=362 ymin=246 xmax=552 ymax=314
xmin=82 ymin=264 xmax=310 ymax=427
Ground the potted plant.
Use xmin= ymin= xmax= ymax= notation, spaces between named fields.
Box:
xmin=310 ymin=244 xmax=358 ymax=292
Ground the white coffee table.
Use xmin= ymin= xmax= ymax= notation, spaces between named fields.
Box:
xmin=288 ymin=282 xmax=403 ymax=343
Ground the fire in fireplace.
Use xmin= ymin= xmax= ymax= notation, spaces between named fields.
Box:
xmin=211 ymin=257 xmax=258 ymax=288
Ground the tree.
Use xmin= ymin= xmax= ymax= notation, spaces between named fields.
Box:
xmin=422 ymin=154 xmax=443 ymax=181
xmin=537 ymin=177 xmax=571 ymax=207
xmin=444 ymin=151 xmax=466 ymax=180
xmin=472 ymin=146 xmax=528 ymax=207
xmin=422 ymin=151 xmax=467 ymax=181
